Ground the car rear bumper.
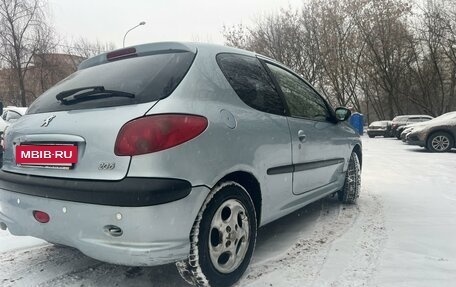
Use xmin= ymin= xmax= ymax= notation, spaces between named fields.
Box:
xmin=0 ymin=171 xmax=192 ymax=206
xmin=0 ymin=184 xmax=210 ymax=266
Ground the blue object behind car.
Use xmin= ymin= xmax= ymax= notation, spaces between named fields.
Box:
xmin=349 ymin=112 xmax=364 ymax=135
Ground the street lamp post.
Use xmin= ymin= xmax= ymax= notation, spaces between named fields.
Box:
xmin=122 ymin=21 xmax=146 ymax=47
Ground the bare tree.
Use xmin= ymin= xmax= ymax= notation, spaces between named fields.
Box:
xmin=64 ymin=38 xmax=116 ymax=69
xmin=223 ymin=8 xmax=322 ymax=86
xmin=223 ymin=24 xmax=250 ymax=50
xmin=352 ymin=0 xmax=415 ymax=119
xmin=223 ymin=0 xmax=456 ymax=121
xmin=0 ymin=0 xmax=55 ymax=106
xmin=306 ymin=0 xmax=365 ymax=110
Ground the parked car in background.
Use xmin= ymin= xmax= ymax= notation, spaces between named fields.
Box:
xmin=400 ymin=125 xmax=418 ymax=142
xmin=400 ymin=122 xmax=431 ymax=142
xmin=367 ymin=120 xmax=391 ymax=138
xmin=0 ymin=106 xmax=27 ymax=167
xmin=0 ymin=106 xmax=28 ymax=135
xmin=395 ymin=117 xmax=433 ymax=139
xmin=0 ymin=42 xmax=362 ymax=287
xmin=391 ymin=115 xmax=433 ymax=139
xmin=407 ymin=111 xmax=456 ymax=152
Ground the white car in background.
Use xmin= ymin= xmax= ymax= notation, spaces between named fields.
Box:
xmin=0 ymin=106 xmax=28 ymax=135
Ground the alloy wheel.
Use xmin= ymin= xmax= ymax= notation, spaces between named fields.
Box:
xmin=431 ymin=135 xmax=450 ymax=151
xmin=208 ymin=199 xmax=250 ymax=274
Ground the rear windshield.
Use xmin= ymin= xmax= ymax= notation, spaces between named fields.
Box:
xmin=27 ymin=51 xmax=195 ymax=114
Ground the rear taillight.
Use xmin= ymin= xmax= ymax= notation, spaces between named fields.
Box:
xmin=114 ymin=114 xmax=208 ymax=156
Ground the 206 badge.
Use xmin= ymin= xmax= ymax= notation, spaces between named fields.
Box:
xmin=99 ymin=162 xmax=116 ymax=170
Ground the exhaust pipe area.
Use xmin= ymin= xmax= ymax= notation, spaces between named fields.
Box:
xmin=104 ymin=225 xmax=123 ymax=237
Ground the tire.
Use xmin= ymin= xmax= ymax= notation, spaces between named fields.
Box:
xmin=176 ymin=182 xmax=257 ymax=287
xmin=338 ymin=152 xmax=361 ymax=204
xmin=368 ymin=135 xmax=374 ymax=138
xmin=426 ymin=132 xmax=454 ymax=152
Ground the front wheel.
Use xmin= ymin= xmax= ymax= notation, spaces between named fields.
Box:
xmin=338 ymin=152 xmax=361 ymax=204
xmin=176 ymin=182 xmax=257 ymax=287
xmin=426 ymin=132 xmax=454 ymax=152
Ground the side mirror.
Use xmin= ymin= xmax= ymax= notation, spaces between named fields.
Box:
xmin=0 ymin=102 xmax=3 ymax=116
xmin=335 ymin=107 xmax=351 ymax=121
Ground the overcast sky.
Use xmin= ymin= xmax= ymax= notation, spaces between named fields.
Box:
xmin=48 ymin=0 xmax=303 ymax=49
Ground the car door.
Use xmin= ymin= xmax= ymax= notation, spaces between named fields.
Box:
xmin=265 ymin=62 xmax=349 ymax=195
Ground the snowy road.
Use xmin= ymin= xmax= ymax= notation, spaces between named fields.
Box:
xmin=1 ymin=137 xmax=455 ymax=287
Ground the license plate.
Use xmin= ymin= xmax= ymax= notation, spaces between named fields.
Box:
xmin=16 ymin=145 xmax=78 ymax=169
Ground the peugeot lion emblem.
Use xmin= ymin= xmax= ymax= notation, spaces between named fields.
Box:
xmin=41 ymin=115 xmax=56 ymax=127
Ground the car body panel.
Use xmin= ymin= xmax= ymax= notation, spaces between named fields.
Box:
xmin=287 ymin=117 xmax=352 ymax=195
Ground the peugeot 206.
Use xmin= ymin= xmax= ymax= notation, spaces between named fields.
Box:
xmin=0 ymin=42 xmax=362 ymax=287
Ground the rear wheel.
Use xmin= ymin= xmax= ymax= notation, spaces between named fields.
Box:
xmin=368 ymin=135 xmax=374 ymax=138
xmin=426 ymin=132 xmax=454 ymax=152
xmin=338 ymin=152 xmax=361 ymax=204
xmin=176 ymin=182 xmax=257 ymax=287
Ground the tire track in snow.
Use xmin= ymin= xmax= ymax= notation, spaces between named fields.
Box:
xmin=312 ymin=190 xmax=387 ymax=287
xmin=0 ymin=244 xmax=188 ymax=287
xmin=238 ymin=195 xmax=362 ymax=286
xmin=238 ymin=190 xmax=386 ymax=287
xmin=0 ymin=245 xmax=103 ymax=287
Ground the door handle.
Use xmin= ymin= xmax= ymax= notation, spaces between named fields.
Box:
xmin=298 ymin=130 xmax=306 ymax=142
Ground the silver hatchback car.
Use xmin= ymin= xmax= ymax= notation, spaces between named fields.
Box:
xmin=0 ymin=42 xmax=361 ymax=287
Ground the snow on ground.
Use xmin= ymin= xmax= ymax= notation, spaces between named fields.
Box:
xmin=0 ymin=231 xmax=45 ymax=253
xmin=1 ymin=136 xmax=455 ymax=287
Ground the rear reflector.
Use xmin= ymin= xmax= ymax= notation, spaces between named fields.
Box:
xmin=115 ymin=114 xmax=208 ymax=156
xmin=33 ymin=210 xmax=50 ymax=223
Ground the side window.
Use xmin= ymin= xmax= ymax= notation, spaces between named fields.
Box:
xmin=266 ymin=63 xmax=330 ymax=120
xmin=216 ymin=54 xmax=285 ymax=115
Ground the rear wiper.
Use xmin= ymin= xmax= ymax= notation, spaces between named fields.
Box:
xmin=56 ymin=86 xmax=135 ymax=104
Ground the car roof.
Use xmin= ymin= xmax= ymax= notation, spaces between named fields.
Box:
xmin=393 ymin=115 xmax=433 ymax=120
xmin=78 ymin=42 xmax=260 ymax=70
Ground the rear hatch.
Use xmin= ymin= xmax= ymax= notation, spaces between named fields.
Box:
xmin=2 ymin=43 xmax=196 ymax=180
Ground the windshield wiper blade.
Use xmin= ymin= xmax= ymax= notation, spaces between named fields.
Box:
xmin=56 ymin=86 xmax=135 ymax=104
xmin=56 ymin=86 xmax=105 ymax=101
